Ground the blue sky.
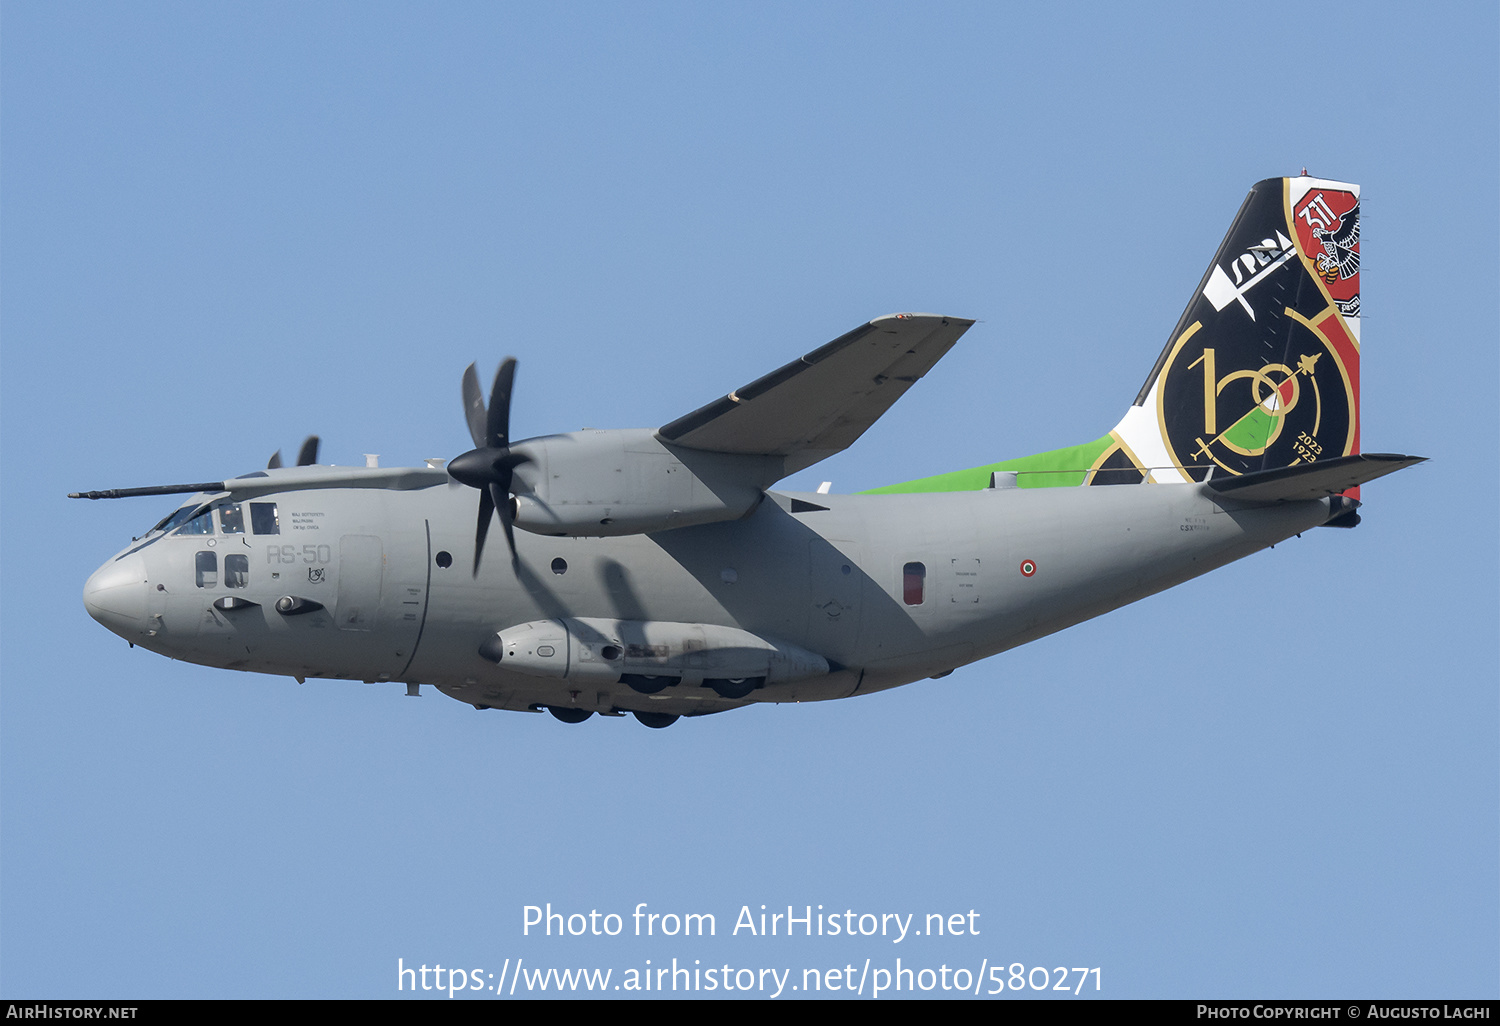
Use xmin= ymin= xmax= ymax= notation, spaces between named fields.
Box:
xmin=3 ymin=1 xmax=1495 ymax=999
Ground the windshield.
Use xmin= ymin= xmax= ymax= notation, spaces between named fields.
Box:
xmin=150 ymin=503 xmax=208 ymax=535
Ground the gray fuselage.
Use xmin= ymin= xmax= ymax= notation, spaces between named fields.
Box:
xmin=83 ymin=472 xmax=1331 ymax=719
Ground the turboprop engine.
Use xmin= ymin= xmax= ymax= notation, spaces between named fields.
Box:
xmin=447 ymin=356 xmax=782 ymax=572
xmin=477 ymin=618 xmax=830 ymax=699
xmin=505 ymin=429 xmax=776 ymax=538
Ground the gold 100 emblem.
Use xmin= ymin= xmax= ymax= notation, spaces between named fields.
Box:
xmin=1166 ymin=339 xmax=1345 ymax=476
xmin=1186 ymin=348 xmax=1322 ymax=457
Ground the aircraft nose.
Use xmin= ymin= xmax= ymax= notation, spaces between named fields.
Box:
xmin=83 ymin=552 xmax=148 ymax=638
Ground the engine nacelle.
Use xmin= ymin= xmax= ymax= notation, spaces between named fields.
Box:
xmin=504 ymin=429 xmax=777 ymax=537
xmin=478 ymin=617 xmax=830 ymax=685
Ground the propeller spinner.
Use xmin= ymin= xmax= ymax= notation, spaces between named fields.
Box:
xmin=447 ymin=359 xmax=530 ymax=574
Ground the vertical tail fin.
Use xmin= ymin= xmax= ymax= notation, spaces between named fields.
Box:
xmin=1110 ymin=176 xmax=1362 ymax=486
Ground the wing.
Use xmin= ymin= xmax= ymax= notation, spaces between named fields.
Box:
xmin=658 ymin=313 xmax=974 ymax=475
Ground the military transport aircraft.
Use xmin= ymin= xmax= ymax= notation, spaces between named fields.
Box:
xmin=76 ymin=176 xmax=1422 ymax=728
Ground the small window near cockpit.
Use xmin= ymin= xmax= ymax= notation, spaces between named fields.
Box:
xmin=902 ymin=561 xmax=926 ymax=605
xmin=224 ymin=554 xmax=249 ymax=589
xmin=219 ymin=503 xmax=245 ymax=534
xmin=250 ymin=502 xmax=279 ymax=535
xmin=196 ymin=551 xmax=218 ymax=588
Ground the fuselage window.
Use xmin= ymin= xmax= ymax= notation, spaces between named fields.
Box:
xmin=250 ymin=503 xmax=280 ymax=535
xmin=903 ymin=561 xmax=926 ymax=605
xmin=224 ymin=554 xmax=249 ymax=589
xmin=219 ymin=503 xmax=245 ymax=534
xmin=196 ymin=551 xmax=219 ymax=588
xmin=551 ymin=557 xmax=568 ymax=575
xmin=176 ymin=508 xmax=215 ymax=536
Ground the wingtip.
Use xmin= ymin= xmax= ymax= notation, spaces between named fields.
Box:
xmin=869 ymin=312 xmax=975 ymax=327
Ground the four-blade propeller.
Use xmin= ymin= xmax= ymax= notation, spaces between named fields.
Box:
xmin=447 ymin=359 xmax=530 ymax=575
xmin=267 ymin=436 xmax=320 ymax=470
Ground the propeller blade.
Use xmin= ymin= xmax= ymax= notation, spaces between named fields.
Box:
xmin=473 ymin=486 xmax=494 ymax=576
xmin=267 ymin=450 xmax=283 ymax=470
xmin=461 ymin=363 xmax=487 ymax=450
xmin=457 ymin=358 xmax=524 ymax=574
xmin=296 ymin=436 xmax=320 ymax=467
xmin=465 ymin=452 xmax=532 ymax=574
xmin=486 ymin=358 xmax=516 ymax=449
xmin=494 ymin=482 xmax=519 ymax=565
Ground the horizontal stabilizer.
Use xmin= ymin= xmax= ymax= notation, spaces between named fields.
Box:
xmin=1205 ymin=453 xmax=1425 ymax=503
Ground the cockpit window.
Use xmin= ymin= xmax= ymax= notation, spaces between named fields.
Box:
xmin=219 ymin=503 xmax=245 ymax=534
xmin=175 ymin=508 xmax=215 ymax=536
xmin=152 ymin=503 xmax=208 ymax=535
xmin=250 ymin=502 xmax=279 ymax=535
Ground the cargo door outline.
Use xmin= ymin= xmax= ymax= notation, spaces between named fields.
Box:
xmin=337 ymin=534 xmax=384 ymax=631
